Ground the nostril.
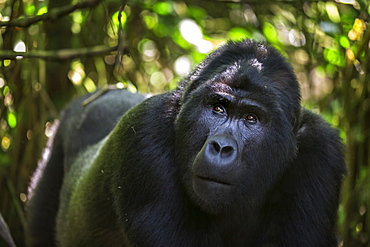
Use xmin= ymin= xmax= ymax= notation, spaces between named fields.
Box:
xmin=221 ymin=146 xmax=234 ymax=156
xmin=210 ymin=141 xmax=235 ymax=158
xmin=211 ymin=141 xmax=221 ymax=153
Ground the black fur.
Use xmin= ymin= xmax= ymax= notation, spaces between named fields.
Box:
xmin=26 ymin=40 xmax=346 ymax=247
xmin=26 ymin=90 xmax=145 ymax=246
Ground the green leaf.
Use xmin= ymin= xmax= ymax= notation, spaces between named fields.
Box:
xmin=24 ymin=5 xmax=36 ymax=15
xmin=188 ymin=6 xmax=207 ymax=21
xmin=339 ymin=36 xmax=350 ymax=49
xmin=153 ymin=2 xmax=173 ymax=15
xmin=7 ymin=112 xmax=17 ymax=128
xmin=263 ymin=22 xmax=278 ymax=44
xmin=324 ymin=48 xmax=345 ymax=67
xmin=228 ymin=27 xmax=251 ymax=41
xmin=37 ymin=6 xmax=48 ymax=15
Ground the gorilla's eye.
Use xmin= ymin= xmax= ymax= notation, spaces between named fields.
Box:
xmin=246 ymin=114 xmax=258 ymax=124
xmin=213 ymin=105 xmax=225 ymax=114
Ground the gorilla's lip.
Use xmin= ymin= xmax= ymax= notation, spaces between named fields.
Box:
xmin=194 ymin=174 xmax=232 ymax=186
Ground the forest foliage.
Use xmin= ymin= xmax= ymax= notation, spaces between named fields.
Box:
xmin=0 ymin=0 xmax=369 ymax=246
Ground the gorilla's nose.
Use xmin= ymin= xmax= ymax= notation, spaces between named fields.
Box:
xmin=205 ymin=136 xmax=238 ymax=165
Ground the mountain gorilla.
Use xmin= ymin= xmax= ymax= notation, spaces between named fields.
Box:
xmin=26 ymin=39 xmax=346 ymax=247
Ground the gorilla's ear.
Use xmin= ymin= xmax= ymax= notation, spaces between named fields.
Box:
xmin=273 ymin=71 xmax=301 ymax=135
xmin=292 ymin=108 xmax=301 ymax=134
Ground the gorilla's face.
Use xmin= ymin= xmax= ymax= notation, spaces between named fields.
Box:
xmin=175 ymin=41 xmax=300 ymax=214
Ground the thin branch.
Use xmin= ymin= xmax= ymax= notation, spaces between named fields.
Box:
xmin=115 ymin=5 xmax=127 ymax=69
xmin=0 ymin=45 xmax=130 ymax=61
xmin=0 ymin=211 xmax=16 ymax=247
xmin=0 ymin=0 xmax=103 ymax=28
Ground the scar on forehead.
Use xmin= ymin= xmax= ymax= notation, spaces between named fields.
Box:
xmin=210 ymin=82 xmax=233 ymax=94
xmin=249 ymin=58 xmax=263 ymax=72
xmin=218 ymin=61 xmax=240 ymax=74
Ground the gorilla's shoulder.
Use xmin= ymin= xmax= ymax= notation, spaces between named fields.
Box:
xmin=120 ymin=90 xmax=182 ymax=125
xmin=297 ymin=108 xmax=340 ymax=141
xmin=296 ymin=108 xmax=345 ymax=171
xmin=110 ymin=91 xmax=182 ymax=148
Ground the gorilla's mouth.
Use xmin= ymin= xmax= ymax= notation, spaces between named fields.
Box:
xmin=195 ymin=174 xmax=232 ymax=186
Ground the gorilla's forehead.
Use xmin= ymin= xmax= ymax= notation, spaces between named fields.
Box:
xmin=215 ymin=58 xmax=263 ymax=78
xmin=206 ymin=59 xmax=268 ymax=94
xmin=205 ymin=81 xmax=266 ymax=103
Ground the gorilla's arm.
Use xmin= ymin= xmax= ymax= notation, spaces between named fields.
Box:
xmin=55 ymin=92 xmax=222 ymax=246
xmin=26 ymin=90 xmax=145 ymax=247
xmin=260 ymin=109 xmax=346 ymax=246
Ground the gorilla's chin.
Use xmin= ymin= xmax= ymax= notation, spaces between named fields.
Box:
xmin=192 ymin=178 xmax=234 ymax=212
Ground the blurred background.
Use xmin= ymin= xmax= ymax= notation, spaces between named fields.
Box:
xmin=0 ymin=0 xmax=369 ymax=246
